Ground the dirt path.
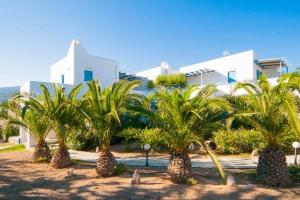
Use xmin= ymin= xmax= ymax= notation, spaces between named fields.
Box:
xmin=0 ymin=150 xmax=299 ymax=199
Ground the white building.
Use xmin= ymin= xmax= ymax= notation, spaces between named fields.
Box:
xmin=0 ymin=40 xmax=119 ymax=148
xmin=134 ymin=50 xmax=288 ymax=95
xmin=135 ymin=61 xmax=177 ymax=80
xmin=0 ymin=41 xmax=289 ymax=148
xmin=50 ymin=40 xmax=119 ymax=87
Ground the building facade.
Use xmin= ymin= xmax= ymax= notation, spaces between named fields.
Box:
xmin=0 ymin=40 xmax=289 ymax=148
xmin=17 ymin=40 xmax=119 ymax=148
xmin=50 ymin=40 xmax=119 ymax=87
xmin=134 ymin=50 xmax=288 ymax=95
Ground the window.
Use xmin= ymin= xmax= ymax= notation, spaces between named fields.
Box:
xmin=228 ymin=71 xmax=236 ymax=83
xmin=61 ymin=74 xmax=64 ymax=84
xmin=84 ymin=70 xmax=93 ymax=81
xmin=278 ymin=66 xmax=288 ymax=74
xmin=256 ymin=70 xmax=262 ymax=79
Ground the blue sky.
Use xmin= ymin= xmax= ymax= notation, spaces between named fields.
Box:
xmin=0 ymin=0 xmax=299 ymax=87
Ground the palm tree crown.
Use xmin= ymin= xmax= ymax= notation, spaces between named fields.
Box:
xmin=134 ymin=84 xmax=228 ymax=182
xmin=234 ymin=75 xmax=299 ymax=146
xmin=138 ymin=85 xmax=228 ymax=152
xmin=83 ymin=79 xmax=141 ymax=151
xmin=23 ymin=84 xmax=83 ymax=148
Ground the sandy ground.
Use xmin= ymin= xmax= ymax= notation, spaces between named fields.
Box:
xmin=0 ymin=150 xmax=300 ymax=200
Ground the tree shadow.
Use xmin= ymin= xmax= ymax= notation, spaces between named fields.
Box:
xmin=0 ymin=156 xmax=299 ymax=199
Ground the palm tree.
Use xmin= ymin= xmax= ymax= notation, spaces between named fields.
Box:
xmin=278 ymin=71 xmax=300 ymax=137
xmin=7 ymin=98 xmax=52 ymax=162
xmin=24 ymin=84 xmax=83 ymax=168
xmin=82 ymin=80 xmax=141 ymax=177
xmin=133 ymin=85 xmax=228 ymax=183
xmin=233 ymin=75 xmax=300 ymax=186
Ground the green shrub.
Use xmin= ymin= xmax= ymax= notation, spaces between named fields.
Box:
xmin=280 ymin=130 xmax=298 ymax=152
xmin=113 ymin=163 xmax=127 ymax=175
xmin=186 ymin=177 xmax=198 ymax=185
xmin=67 ymin=129 xmax=99 ymax=151
xmin=120 ymin=127 xmax=141 ymax=145
xmin=0 ymin=125 xmax=19 ymax=142
xmin=289 ymin=165 xmax=300 ymax=183
xmin=120 ymin=127 xmax=164 ymax=150
xmin=214 ymin=129 xmax=299 ymax=154
xmin=140 ymin=128 xmax=162 ymax=147
xmin=213 ymin=129 xmax=265 ymax=154
xmin=155 ymin=73 xmax=188 ymax=89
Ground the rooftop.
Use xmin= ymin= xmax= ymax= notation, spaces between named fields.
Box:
xmin=256 ymin=58 xmax=288 ymax=69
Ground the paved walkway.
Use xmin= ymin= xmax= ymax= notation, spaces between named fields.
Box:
xmin=69 ymin=150 xmax=258 ymax=169
xmin=69 ymin=150 xmax=299 ymax=169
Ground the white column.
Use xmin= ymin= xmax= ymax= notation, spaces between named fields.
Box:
xmin=200 ymin=73 xmax=203 ymax=86
xmin=19 ymin=127 xmax=27 ymax=144
xmin=279 ymin=61 xmax=282 ymax=76
xmin=26 ymin=129 xmax=37 ymax=149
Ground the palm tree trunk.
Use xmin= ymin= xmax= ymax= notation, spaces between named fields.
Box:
xmin=50 ymin=146 xmax=72 ymax=168
xmin=256 ymin=145 xmax=290 ymax=187
xmin=96 ymin=150 xmax=117 ymax=177
xmin=32 ymin=141 xmax=51 ymax=163
xmin=167 ymin=151 xmax=192 ymax=183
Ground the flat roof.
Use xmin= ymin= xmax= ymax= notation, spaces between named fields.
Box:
xmin=119 ymin=72 xmax=143 ymax=81
xmin=184 ymin=68 xmax=215 ymax=77
xmin=257 ymin=58 xmax=288 ymax=69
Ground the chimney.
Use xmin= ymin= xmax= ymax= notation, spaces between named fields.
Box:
xmin=223 ymin=50 xmax=231 ymax=57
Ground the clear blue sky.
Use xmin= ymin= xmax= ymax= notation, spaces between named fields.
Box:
xmin=0 ymin=0 xmax=299 ymax=87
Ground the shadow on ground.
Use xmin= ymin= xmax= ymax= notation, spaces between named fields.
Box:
xmin=0 ymin=151 xmax=299 ymax=200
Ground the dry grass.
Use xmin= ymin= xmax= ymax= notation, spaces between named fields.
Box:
xmin=0 ymin=150 xmax=299 ymax=200
xmin=0 ymin=144 xmax=25 ymax=153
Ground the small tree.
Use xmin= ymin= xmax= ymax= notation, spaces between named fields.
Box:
xmin=233 ymin=75 xmax=300 ymax=186
xmin=24 ymin=84 xmax=83 ymax=168
xmin=82 ymin=80 xmax=141 ymax=177
xmin=278 ymin=71 xmax=300 ymax=137
xmin=147 ymin=73 xmax=188 ymax=90
xmin=8 ymin=98 xmax=52 ymax=162
xmin=133 ymin=85 xmax=228 ymax=183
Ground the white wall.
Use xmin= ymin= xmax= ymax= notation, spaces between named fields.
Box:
xmin=136 ymin=67 xmax=164 ymax=80
xmin=180 ymin=50 xmax=256 ymax=86
xmin=50 ymin=40 xmax=119 ymax=88
xmin=50 ymin=57 xmax=74 ymax=85
xmin=263 ymin=68 xmax=281 ymax=78
xmin=20 ymin=81 xmax=74 ymax=97
xmin=50 ymin=41 xmax=77 ymax=84
xmin=136 ymin=61 xmax=177 ymax=80
xmin=73 ymin=45 xmax=119 ymax=87
xmin=19 ymin=81 xmax=74 ymax=148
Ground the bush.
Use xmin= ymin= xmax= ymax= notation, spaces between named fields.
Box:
xmin=214 ymin=129 xmax=299 ymax=154
xmin=67 ymin=129 xmax=99 ymax=151
xmin=289 ymin=165 xmax=300 ymax=183
xmin=120 ymin=127 xmax=164 ymax=150
xmin=155 ymin=73 xmax=188 ymax=89
xmin=186 ymin=177 xmax=198 ymax=185
xmin=113 ymin=163 xmax=127 ymax=175
xmin=280 ymin=130 xmax=299 ymax=152
xmin=213 ymin=129 xmax=265 ymax=154
xmin=0 ymin=125 xmax=19 ymax=142
xmin=120 ymin=128 xmax=141 ymax=145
